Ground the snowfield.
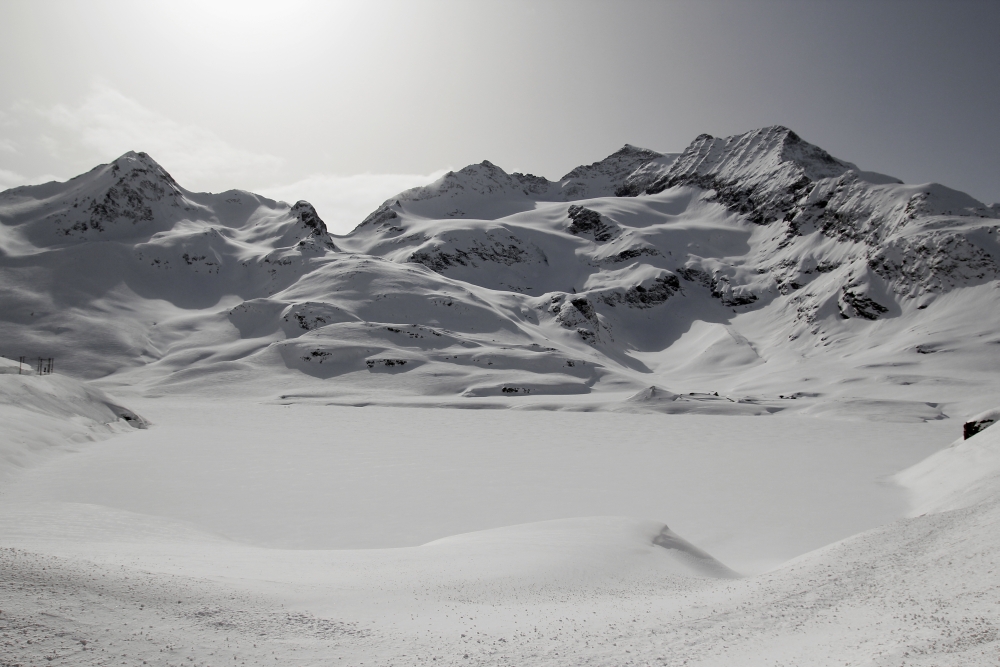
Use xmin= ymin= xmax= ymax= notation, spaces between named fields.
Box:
xmin=2 ymin=126 xmax=999 ymax=665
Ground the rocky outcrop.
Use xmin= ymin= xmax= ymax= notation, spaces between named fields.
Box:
xmin=677 ymin=267 xmax=758 ymax=307
xmin=599 ymin=274 xmax=681 ymax=309
xmin=558 ymin=144 xmax=665 ymax=200
xmin=838 ymin=287 xmax=889 ymax=320
xmin=962 ymin=408 xmax=1000 ymax=439
xmin=409 ymin=231 xmax=543 ymax=271
xmin=552 ymin=295 xmax=601 ymax=343
xmin=567 ymin=205 xmax=618 ymax=243
xmin=867 ymin=230 xmax=998 ymax=295
xmin=290 ymin=201 xmax=338 ymax=251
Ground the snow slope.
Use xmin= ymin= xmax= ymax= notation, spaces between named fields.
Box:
xmin=896 ymin=417 xmax=1000 ymax=515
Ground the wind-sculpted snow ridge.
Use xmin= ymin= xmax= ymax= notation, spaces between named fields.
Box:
xmin=1 ymin=128 xmax=999 ymax=416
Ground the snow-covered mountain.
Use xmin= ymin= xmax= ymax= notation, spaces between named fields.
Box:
xmin=2 ymin=127 xmax=998 ymax=418
xmin=5 ymin=128 xmax=1000 ymax=667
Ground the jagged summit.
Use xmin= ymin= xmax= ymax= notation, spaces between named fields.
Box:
xmin=619 ymin=126 xmax=861 ymax=223
xmin=671 ymin=126 xmax=854 ymax=184
xmin=289 ymin=200 xmax=337 ymax=251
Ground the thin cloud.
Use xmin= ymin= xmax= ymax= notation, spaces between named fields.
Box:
xmin=0 ymin=167 xmax=62 ymax=192
xmin=41 ymin=84 xmax=284 ymax=188
xmin=0 ymin=85 xmax=448 ymax=228
xmin=0 ymin=167 xmax=27 ymax=191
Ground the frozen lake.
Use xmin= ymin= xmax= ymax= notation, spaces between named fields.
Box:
xmin=2 ymin=398 xmax=952 ymax=573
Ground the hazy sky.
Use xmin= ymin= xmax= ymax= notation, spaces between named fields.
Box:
xmin=1 ymin=0 xmax=998 ymax=233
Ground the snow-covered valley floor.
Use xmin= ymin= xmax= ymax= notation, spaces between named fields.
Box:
xmin=3 ymin=394 xmax=998 ymax=666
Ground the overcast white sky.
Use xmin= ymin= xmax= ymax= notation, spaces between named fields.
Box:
xmin=1 ymin=0 xmax=998 ymax=233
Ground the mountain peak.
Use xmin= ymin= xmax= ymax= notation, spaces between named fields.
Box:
xmin=559 ymin=144 xmax=663 ymax=183
xmin=107 ymin=150 xmax=180 ymax=188
xmin=668 ymin=126 xmax=854 ymax=186
xmin=630 ymin=126 xmax=859 ymax=224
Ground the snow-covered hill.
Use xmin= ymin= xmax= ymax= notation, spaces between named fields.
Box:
xmin=2 ymin=127 xmax=998 ymax=419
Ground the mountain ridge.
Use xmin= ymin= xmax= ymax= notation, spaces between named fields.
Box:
xmin=1 ymin=127 xmax=998 ymax=419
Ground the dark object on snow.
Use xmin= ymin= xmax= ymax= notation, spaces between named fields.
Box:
xmin=963 ymin=418 xmax=996 ymax=440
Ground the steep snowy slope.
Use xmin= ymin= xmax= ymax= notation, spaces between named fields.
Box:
xmin=1 ymin=128 xmax=998 ymax=417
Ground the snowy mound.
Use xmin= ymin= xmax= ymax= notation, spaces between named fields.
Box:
xmin=0 ymin=127 xmax=998 ymax=417
xmin=408 ymin=517 xmax=736 ymax=582
xmin=0 ymin=357 xmax=145 ymax=479
xmin=896 ymin=406 xmax=1000 ymax=515
xmin=624 ymin=385 xmax=680 ymax=403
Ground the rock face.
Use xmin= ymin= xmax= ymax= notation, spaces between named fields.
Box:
xmin=963 ymin=408 xmax=1000 ymax=439
xmin=567 ymin=205 xmax=618 ymax=242
xmin=965 ymin=419 xmax=996 ymax=440
xmin=1 ymin=128 xmax=999 ymax=410
xmin=637 ymin=127 xmax=858 ymax=220
xmin=290 ymin=201 xmax=338 ymax=251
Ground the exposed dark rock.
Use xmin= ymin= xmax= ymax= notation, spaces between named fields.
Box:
xmin=602 ymin=275 xmax=681 ymax=309
xmin=357 ymin=204 xmax=399 ymax=230
xmin=867 ymin=232 xmax=998 ymax=294
xmin=569 ymin=297 xmax=595 ymax=319
xmin=839 ymin=288 xmax=888 ymax=320
xmin=366 ymin=358 xmax=408 ymax=369
xmin=60 ymin=153 xmax=183 ymax=236
xmin=554 ymin=296 xmax=600 ymax=342
xmin=410 ymin=237 xmax=533 ymax=271
xmin=677 ymin=267 xmax=757 ymax=306
xmin=603 ymin=247 xmax=660 ymax=263
xmin=290 ymin=201 xmax=337 ymax=250
xmin=567 ymin=205 xmax=618 ymax=243
xmin=964 ymin=418 xmax=996 ymax=439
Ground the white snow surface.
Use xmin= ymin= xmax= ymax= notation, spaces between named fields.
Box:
xmin=0 ymin=357 xmax=145 ymax=481
xmin=2 ymin=126 xmax=1000 ymax=665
